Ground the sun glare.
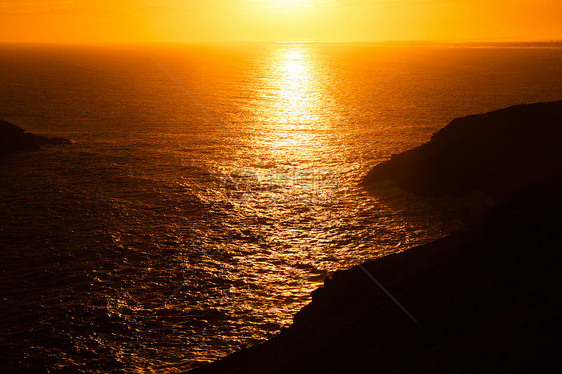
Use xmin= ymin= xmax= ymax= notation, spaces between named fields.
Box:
xmin=255 ymin=0 xmax=315 ymax=11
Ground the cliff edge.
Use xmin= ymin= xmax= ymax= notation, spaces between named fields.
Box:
xmin=362 ymin=101 xmax=562 ymax=198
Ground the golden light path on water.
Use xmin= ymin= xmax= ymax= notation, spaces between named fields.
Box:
xmin=270 ymin=47 xmax=320 ymax=126
xmin=215 ymin=44 xmax=355 ymax=336
xmin=246 ymin=45 xmax=341 ymax=202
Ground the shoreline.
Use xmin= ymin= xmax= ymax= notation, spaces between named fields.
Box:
xmin=190 ymin=101 xmax=562 ymax=373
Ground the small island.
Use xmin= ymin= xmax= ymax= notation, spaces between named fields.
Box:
xmin=189 ymin=101 xmax=562 ymax=373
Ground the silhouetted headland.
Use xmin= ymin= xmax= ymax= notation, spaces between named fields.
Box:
xmin=189 ymin=101 xmax=562 ymax=373
xmin=0 ymin=120 xmax=71 ymax=153
xmin=362 ymin=101 xmax=562 ymax=198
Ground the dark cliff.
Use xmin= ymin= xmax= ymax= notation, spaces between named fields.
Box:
xmin=362 ymin=101 xmax=562 ymax=198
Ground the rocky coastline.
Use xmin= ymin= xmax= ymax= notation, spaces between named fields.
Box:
xmin=189 ymin=101 xmax=562 ymax=373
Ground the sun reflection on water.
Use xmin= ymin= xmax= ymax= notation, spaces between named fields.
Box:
xmin=266 ymin=46 xmax=321 ymax=127
xmin=235 ymin=45 xmax=345 ymax=217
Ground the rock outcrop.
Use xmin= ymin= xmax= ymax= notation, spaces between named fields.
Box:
xmin=0 ymin=120 xmax=71 ymax=153
xmin=362 ymin=101 xmax=562 ymax=197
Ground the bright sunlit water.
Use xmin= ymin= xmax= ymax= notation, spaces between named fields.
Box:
xmin=1 ymin=43 xmax=562 ymax=372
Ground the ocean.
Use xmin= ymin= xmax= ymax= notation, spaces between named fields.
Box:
xmin=1 ymin=43 xmax=562 ymax=372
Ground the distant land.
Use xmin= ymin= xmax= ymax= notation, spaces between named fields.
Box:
xmin=275 ymin=40 xmax=562 ymax=48
xmin=190 ymin=101 xmax=562 ymax=373
xmin=372 ymin=40 xmax=562 ymax=48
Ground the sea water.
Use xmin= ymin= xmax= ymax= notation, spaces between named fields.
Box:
xmin=1 ymin=43 xmax=562 ymax=372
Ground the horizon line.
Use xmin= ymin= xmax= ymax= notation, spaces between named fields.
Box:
xmin=1 ymin=39 xmax=562 ymax=47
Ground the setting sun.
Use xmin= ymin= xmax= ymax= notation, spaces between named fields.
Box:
xmin=255 ymin=0 xmax=315 ymax=11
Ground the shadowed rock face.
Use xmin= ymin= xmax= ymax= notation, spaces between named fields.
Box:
xmin=362 ymin=101 xmax=562 ymax=197
xmin=0 ymin=120 xmax=71 ymax=153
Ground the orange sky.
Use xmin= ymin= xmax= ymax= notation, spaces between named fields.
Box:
xmin=1 ymin=0 xmax=562 ymax=43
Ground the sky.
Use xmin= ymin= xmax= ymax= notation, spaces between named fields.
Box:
xmin=1 ymin=0 xmax=562 ymax=43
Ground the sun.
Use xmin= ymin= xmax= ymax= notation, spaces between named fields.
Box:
xmin=254 ymin=0 xmax=315 ymax=12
